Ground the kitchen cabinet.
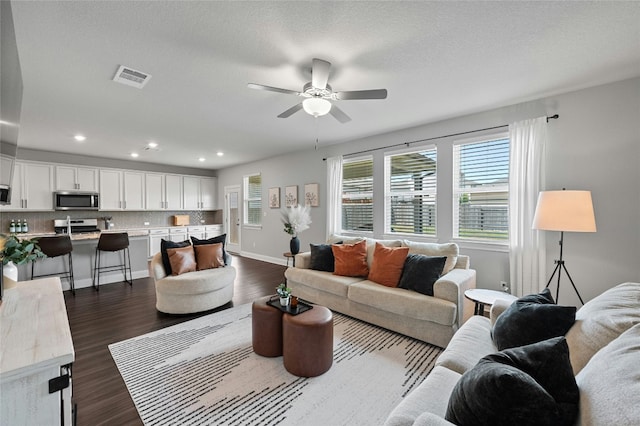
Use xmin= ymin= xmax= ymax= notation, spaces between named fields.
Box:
xmin=168 ymin=227 xmax=188 ymax=243
xmin=187 ymin=226 xmax=205 ymax=240
xmin=145 ymin=173 xmax=182 ymax=210
xmin=149 ymin=228 xmax=169 ymax=257
xmin=99 ymin=169 xmax=145 ymax=210
xmin=55 ymin=165 xmax=99 ymax=192
xmin=205 ymin=225 xmax=223 ymax=238
xmin=183 ymin=176 xmax=217 ymax=210
xmin=1 ymin=161 xmax=54 ymax=210
xmin=0 ymin=277 xmax=75 ymax=425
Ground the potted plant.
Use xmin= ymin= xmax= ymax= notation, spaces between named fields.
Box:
xmin=276 ymin=282 xmax=292 ymax=306
xmin=1 ymin=234 xmax=46 ymax=287
xmin=281 ymin=204 xmax=312 ymax=255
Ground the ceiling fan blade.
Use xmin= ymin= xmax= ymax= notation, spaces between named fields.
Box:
xmin=335 ymin=89 xmax=388 ymax=100
xmin=277 ymin=103 xmax=303 ymax=118
xmin=311 ymin=58 xmax=331 ymax=90
xmin=248 ymin=83 xmax=301 ymax=96
xmin=329 ymin=104 xmax=351 ymax=123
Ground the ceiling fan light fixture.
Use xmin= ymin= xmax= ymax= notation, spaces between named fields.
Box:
xmin=302 ymin=97 xmax=331 ymax=117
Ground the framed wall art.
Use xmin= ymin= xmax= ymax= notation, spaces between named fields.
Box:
xmin=304 ymin=183 xmax=319 ymax=207
xmin=268 ymin=187 xmax=280 ymax=208
xmin=285 ymin=185 xmax=298 ymax=207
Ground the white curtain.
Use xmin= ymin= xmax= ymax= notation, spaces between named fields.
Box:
xmin=508 ymin=117 xmax=548 ymax=297
xmin=326 ymin=156 xmax=343 ymax=239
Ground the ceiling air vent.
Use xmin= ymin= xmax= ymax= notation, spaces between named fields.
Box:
xmin=113 ymin=65 xmax=151 ymax=89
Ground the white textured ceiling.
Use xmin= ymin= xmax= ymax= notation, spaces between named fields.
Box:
xmin=8 ymin=1 xmax=640 ymax=170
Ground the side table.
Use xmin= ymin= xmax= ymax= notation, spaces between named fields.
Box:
xmin=464 ymin=288 xmax=517 ymax=316
xmin=283 ymin=252 xmax=295 ymax=267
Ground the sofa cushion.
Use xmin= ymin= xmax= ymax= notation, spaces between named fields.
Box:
xmin=368 ymin=243 xmax=409 ymax=287
xmin=435 ymin=316 xmax=496 ymax=375
xmin=327 ymin=234 xmax=364 ymax=245
xmin=385 ymin=365 xmax=462 ymax=425
xmin=156 ymin=265 xmax=236 ymax=295
xmin=492 ymin=288 xmax=576 ymax=350
xmin=398 ymin=255 xmax=446 ymax=297
xmin=194 ymin=243 xmax=224 ymax=271
xmin=160 ymin=239 xmax=191 ymax=275
xmin=166 ymin=245 xmax=197 ymax=276
xmin=445 ymin=337 xmax=579 ymax=426
xmin=286 ymin=267 xmax=363 ymax=298
xmin=309 ymin=243 xmax=337 ymax=272
xmin=575 ymin=322 xmax=640 ymax=426
xmin=332 ymin=240 xmax=369 ymax=277
xmin=402 ymin=240 xmax=458 ymax=274
xmin=191 ymin=234 xmax=228 ymax=265
xmin=348 ymin=280 xmax=457 ymax=326
xmin=565 ymin=281 xmax=640 ymax=374
xmin=366 ymin=238 xmax=403 ymax=268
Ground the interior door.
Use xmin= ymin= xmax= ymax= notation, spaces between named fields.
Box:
xmin=224 ymin=185 xmax=241 ymax=253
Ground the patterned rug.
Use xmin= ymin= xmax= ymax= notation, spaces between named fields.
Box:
xmin=109 ymin=303 xmax=442 ymax=426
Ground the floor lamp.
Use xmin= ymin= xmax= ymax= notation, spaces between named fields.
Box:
xmin=532 ymin=189 xmax=597 ymax=304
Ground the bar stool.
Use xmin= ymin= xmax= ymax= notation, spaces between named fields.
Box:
xmin=31 ymin=235 xmax=75 ymax=295
xmin=93 ymin=232 xmax=132 ymax=291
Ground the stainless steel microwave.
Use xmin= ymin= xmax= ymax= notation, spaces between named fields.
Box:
xmin=54 ymin=191 xmax=100 ymax=210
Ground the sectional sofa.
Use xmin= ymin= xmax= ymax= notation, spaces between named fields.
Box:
xmin=385 ymin=281 xmax=640 ymax=425
xmin=284 ymin=235 xmax=476 ymax=348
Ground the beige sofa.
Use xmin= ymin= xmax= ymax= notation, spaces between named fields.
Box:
xmin=150 ymin=252 xmax=236 ymax=314
xmin=385 ymin=282 xmax=640 ymax=426
xmin=284 ymin=235 xmax=476 ymax=348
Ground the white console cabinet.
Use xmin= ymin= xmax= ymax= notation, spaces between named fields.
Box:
xmin=0 ymin=277 xmax=75 ymax=425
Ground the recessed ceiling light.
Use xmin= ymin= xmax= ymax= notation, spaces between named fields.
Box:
xmin=131 ymin=152 xmax=139 ymax=158
xmin=74 ymin=134 xmax=86 ymax=142
xmin=216 ymin=151 xmax=224 ymax=157
xmin=198 ymin=157 xmax=206 ymax=162
xmin=147 ymin=142 xmax=158 ymax=148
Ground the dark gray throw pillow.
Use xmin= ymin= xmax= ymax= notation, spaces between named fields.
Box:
xmin=191 ymin=234 xmax=227 ymax=265
xmin=309 ymin=243 xmax=338 ymax=272
xmin=160 ymin=239 xmax=191 ymax=275
xmin=397 ymin=254 xmax=446 ymax=296
xmin=492 ymin=288 xmax=576 ymax=350
xmin=445 ymin=336 xmax=579 ymax=426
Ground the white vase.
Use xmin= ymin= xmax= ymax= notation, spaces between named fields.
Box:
xmin=3 ymin=261 xmax=18 ymax=289
xmin=279 ymin=296 xmax=290 ymax=307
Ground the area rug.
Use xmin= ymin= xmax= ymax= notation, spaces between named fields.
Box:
xmin=109 ymin=303 xmax=442 ymax=426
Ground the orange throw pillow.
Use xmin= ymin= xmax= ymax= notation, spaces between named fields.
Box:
xmin=166 ymin=245 xmax=196 ymax=276
xmin=332 ymin=239 xmax=369 ymax=277
xmin=194 ymin=243 xmax=225 ymax=271
xmin=368 ymin=242 xmax=409 ymax=287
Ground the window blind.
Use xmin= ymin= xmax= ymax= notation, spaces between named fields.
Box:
xmin=384 ymin=148 xmax=437 ymax=236
xmin=342 ymin=157 xmax=373 ymax=232
xmin=453 ymin=137 xmax=509 ymax=241
xmin=244 ymin=174 xmax=262 ymax=226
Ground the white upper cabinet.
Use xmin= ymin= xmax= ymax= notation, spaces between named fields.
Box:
xmin=145 ymin=173 xmax=183 ymax=210
xmin=55 ymin=165 xmax=99 ymax=192
xmin=1 ymin=161 xmax=54 ymax=211
xmin=99 ymin=169 xmax=145 ymax=210
xmin=183 ymin=176 xmax=217 ymax=210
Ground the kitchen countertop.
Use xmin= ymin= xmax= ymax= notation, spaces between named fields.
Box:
xmin=12 ymin=225 xmax=221 ymax=241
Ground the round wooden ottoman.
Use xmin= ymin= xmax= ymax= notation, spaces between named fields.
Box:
xmin=252 ymin=296 xmax=283 ymax=357
xmin=282 ymin=306 xmax=333 ymax=377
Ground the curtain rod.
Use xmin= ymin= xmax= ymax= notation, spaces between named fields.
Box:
xmin=323 ymin=114 xmax=559 ymax=160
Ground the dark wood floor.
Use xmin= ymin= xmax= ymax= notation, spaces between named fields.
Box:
xmin=64 ymin=255 xmax=285 ymax=426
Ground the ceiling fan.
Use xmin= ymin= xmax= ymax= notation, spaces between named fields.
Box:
xmin=248 ymin=58 xmax=387 ymax=123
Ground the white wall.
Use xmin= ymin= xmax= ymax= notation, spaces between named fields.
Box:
xmin=217 ymin=77 xmax=640 ymax=304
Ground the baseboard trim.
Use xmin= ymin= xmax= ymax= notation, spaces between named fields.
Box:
xmin=236 ymin=251 xmax=288 ymax=266
xmin=67 ymin=269 xmax=149 ymax=291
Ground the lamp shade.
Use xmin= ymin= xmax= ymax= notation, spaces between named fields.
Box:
xmin=302 ymin=97 xmax=331 ymax=117
xmin=532 ymin=190 xmax=596 ymax=232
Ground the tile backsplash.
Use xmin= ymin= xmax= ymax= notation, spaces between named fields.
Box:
xmin=0 ymin=210 xmax=222 ymax=234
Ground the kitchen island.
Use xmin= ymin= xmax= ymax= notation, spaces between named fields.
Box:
xmin=14 ymin=230 xmax=150 ymax=291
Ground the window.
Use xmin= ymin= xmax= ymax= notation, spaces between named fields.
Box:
xmin=453 ymin=135 xmax=510 ymax=241
xmin=342 ymin=157 xmax=373 ymax=232
xmin=384 ymin=147 xmax=437 ymax=236
xmin=243 ymin=173 xmax=262 ymax=226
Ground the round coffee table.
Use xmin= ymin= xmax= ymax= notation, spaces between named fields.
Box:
xmin=282 ymin=306 xmax=333 ymax=377
xmin=464 ymin=289 xmax=517 ymax=316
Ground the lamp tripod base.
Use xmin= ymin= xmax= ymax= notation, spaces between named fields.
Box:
xmin=545 ymin=259 xmax=584 ymax=305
